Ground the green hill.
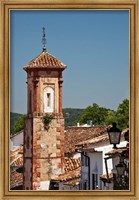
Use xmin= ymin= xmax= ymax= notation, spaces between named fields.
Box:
xmin=10 ymin=112 xmax=24 ymax=134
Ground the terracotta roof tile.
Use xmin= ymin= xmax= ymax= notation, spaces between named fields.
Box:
xmin=10 ymin=170 xmax=23 ymax=189
xmin=10 ymin=127 xmax=129 ymax=188
xmin=75 ymin=127 xmax=129 ymax=148
xmin=64 ymin=157 xmax=81 ymax=172
xmin=105 ymin=146 xmax=128 ymax=156
xmin=62 ymin=177 xmax=80 ymax=186
xmin=10 ymin=147 xmax=23 ymax=166
xmin=52 ymin=167 xmax=80 ymax=182
xmin=10 ymin=147 xmax=23 ymax=189
xmin=23 ymin=51 xmax=66 ymax=71
xmin=51 ymin=157 xmax=81 ymax=186
xmin=76 ymin=146 xmax=95 ymax=153
xmin=65 ymin=126 xmax=110 ymax=153
xmin=77 ymin=134 xmax=109 ymax=146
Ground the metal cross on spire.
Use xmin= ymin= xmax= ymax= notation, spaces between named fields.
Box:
xmin=42 ymin=27 xmax=46 ymax=51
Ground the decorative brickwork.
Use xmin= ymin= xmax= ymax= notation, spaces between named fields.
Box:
xmin=23 ymin=49 xmax=66 ymax=190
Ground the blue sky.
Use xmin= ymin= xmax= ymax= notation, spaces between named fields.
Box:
xmin=10 ymin=10 xmax=129 ymax=114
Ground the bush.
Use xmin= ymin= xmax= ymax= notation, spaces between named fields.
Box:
xmin=43 ymin=113 xmax=54 ymax=125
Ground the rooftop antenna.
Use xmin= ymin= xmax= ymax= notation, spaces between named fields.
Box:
xmin=42 ymin=27 xmax=46 ymax=51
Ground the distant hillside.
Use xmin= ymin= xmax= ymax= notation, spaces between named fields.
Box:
xmin=10 ymin=108 xmax=84 ymax=135
xmin=10 ymin=112 xmax=24 ymax=134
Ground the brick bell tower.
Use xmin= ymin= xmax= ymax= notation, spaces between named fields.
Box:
xmin=23 ymin=28 xmax=67 ymax=190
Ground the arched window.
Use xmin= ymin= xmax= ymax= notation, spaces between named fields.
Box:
xmin=44 ymin=87 xmax=54 ymax=113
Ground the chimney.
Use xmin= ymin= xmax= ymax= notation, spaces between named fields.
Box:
xmin=77 ymin=123 xmax=80 ymax=127
xmin=87 ymin=120 xmax=93 ymax=127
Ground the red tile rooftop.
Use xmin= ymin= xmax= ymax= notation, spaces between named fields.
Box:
xmin=76 ymin=146 xmax=95 ymax=153
xmin=74 ymin=127 xmax=129 ymax=149
xmin=23 ymin=51 xmax=66 ymax=71
xmin=10 ymin=127 xmax=129 ymax=188
xmin=10 ymin=170 xmax=23 ymax=189
xmin=62 ymin=178 xmax=80 ymax=186
xmin=64 ymin=157 xmax=81 ymax=172
xmin=77 ymin=134 xmax=109 ymax=146
xmin=105 ymin=146 xmax=128 ymax=156
xmin=64 ymin=126 xmax=110 ymax=153
xmin=52 ymin=167 xmax=80 ymax=182
xmin=10 ymin=151 xmax=81 ymax=189
xmin=10 ymin=147 xmax=23 ymax=166
xmin=51 ymin=157 xmax=81 ymax=186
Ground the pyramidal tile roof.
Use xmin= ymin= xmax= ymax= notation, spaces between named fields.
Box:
xmin=23 ymin=50 xmax=67 ymax=71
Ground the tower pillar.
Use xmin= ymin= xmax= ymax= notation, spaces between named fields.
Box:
xmin=23 ymin=29 xmax=67 ymax=190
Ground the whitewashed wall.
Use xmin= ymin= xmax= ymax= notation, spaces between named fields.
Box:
xmin=95 ymin=140 xmax=128 ymax=175
xmin=88 ymin=151 xmax=103 ymax=190
xmin=10 ymin=130 xmax=23 ymax=150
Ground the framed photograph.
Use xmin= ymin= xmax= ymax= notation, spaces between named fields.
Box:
xmin=0 ymin=0 xmax=139 ymax=200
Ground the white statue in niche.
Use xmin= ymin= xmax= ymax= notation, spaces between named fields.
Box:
xmin=44 ymin=87 xmax=54 ymax=113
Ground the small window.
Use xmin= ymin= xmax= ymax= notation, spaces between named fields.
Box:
xmin=44 ymin=87 xmax=54 ymax=113
xmin=47 ymin=93 xmax=51 ymax=107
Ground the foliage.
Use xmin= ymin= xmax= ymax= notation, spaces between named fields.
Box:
xmin=114 ymin=175 xmax=129 ymax=190
xmin=105 ymin=110 xmax=116 ymax=125
xmin=115 ymin=99 xmax=129 ymax=130
xmin=63 ymin=108 xmax=84 ymax=127
xmin=79 ymin=99 xmax=129 ymax=130
xmin=43 ymin=113 xmax=54 ymax=125
xmin=11 ymin=114 xmax=26 ymax=136
xmin=10 ymin=112 xmax=24 ymax=135
xmin=79 ymin=103 xmax=111 ymax=125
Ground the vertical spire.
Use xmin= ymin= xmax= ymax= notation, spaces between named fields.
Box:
xmin=42 ymin=27 xmax=46 ymax=51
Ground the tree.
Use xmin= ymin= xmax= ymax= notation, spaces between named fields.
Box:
xmin=115 ymin=99 xmax=129 ymax=130
xmin=10 ymin=112 xmax=23 ymax=134
xmin=79 ymin=103 xmax=109 ymax=125
xmin=78 ymin=99 xmax=129 ymax=130
xmin=105 ymin=110 xmax=116 ymax=125
xmin=63 ymin=108 xmax=84 ymax=126
xmin=11 ymin=115 xmax=26 ymax=135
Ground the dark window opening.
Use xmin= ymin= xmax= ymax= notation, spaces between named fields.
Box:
xmin=47 ymin=93 xmax=51 ymax=107
xmin=92 ymin=174 xmax=98 ymax=190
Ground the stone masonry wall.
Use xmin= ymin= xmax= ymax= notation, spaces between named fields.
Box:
xmin=32 ymin=115 xmax=65 ymax=185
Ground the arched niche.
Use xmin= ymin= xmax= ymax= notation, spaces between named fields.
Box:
xmin=43 ymin=87 xmax=54 ymax=113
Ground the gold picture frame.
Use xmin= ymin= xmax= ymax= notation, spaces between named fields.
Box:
xmin=0 ymin=0 xmax=139 ymax=199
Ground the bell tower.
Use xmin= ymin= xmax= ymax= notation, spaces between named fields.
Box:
xmin=23 ymin=28 xmax=67 ymax=190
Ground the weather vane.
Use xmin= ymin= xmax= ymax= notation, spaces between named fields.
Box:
xmin=42 ymin=27 xmax=46 ymax=51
